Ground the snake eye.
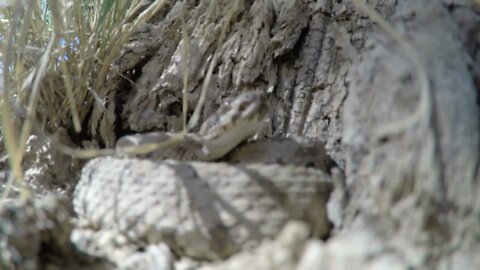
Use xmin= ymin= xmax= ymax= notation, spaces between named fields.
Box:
xmin=238 ymin=102 xmax=248 ymax=111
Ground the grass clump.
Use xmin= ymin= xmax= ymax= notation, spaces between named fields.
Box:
xmin=0 ymin=0 xmax=164 ymax=199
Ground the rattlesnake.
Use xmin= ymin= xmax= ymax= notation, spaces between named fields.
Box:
xmin=70 ymin=91 xmax=337 ymax=269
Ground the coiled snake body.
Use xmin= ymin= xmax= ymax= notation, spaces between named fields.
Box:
xmin=71 ymin=91 xmax=335 ymax=268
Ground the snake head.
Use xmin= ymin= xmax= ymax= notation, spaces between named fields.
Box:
xmin=198 ymin=91 xmax=269 ymax=160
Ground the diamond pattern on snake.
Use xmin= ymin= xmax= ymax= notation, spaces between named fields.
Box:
xmin=72 ymin=91 xmax=335 ymax=268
